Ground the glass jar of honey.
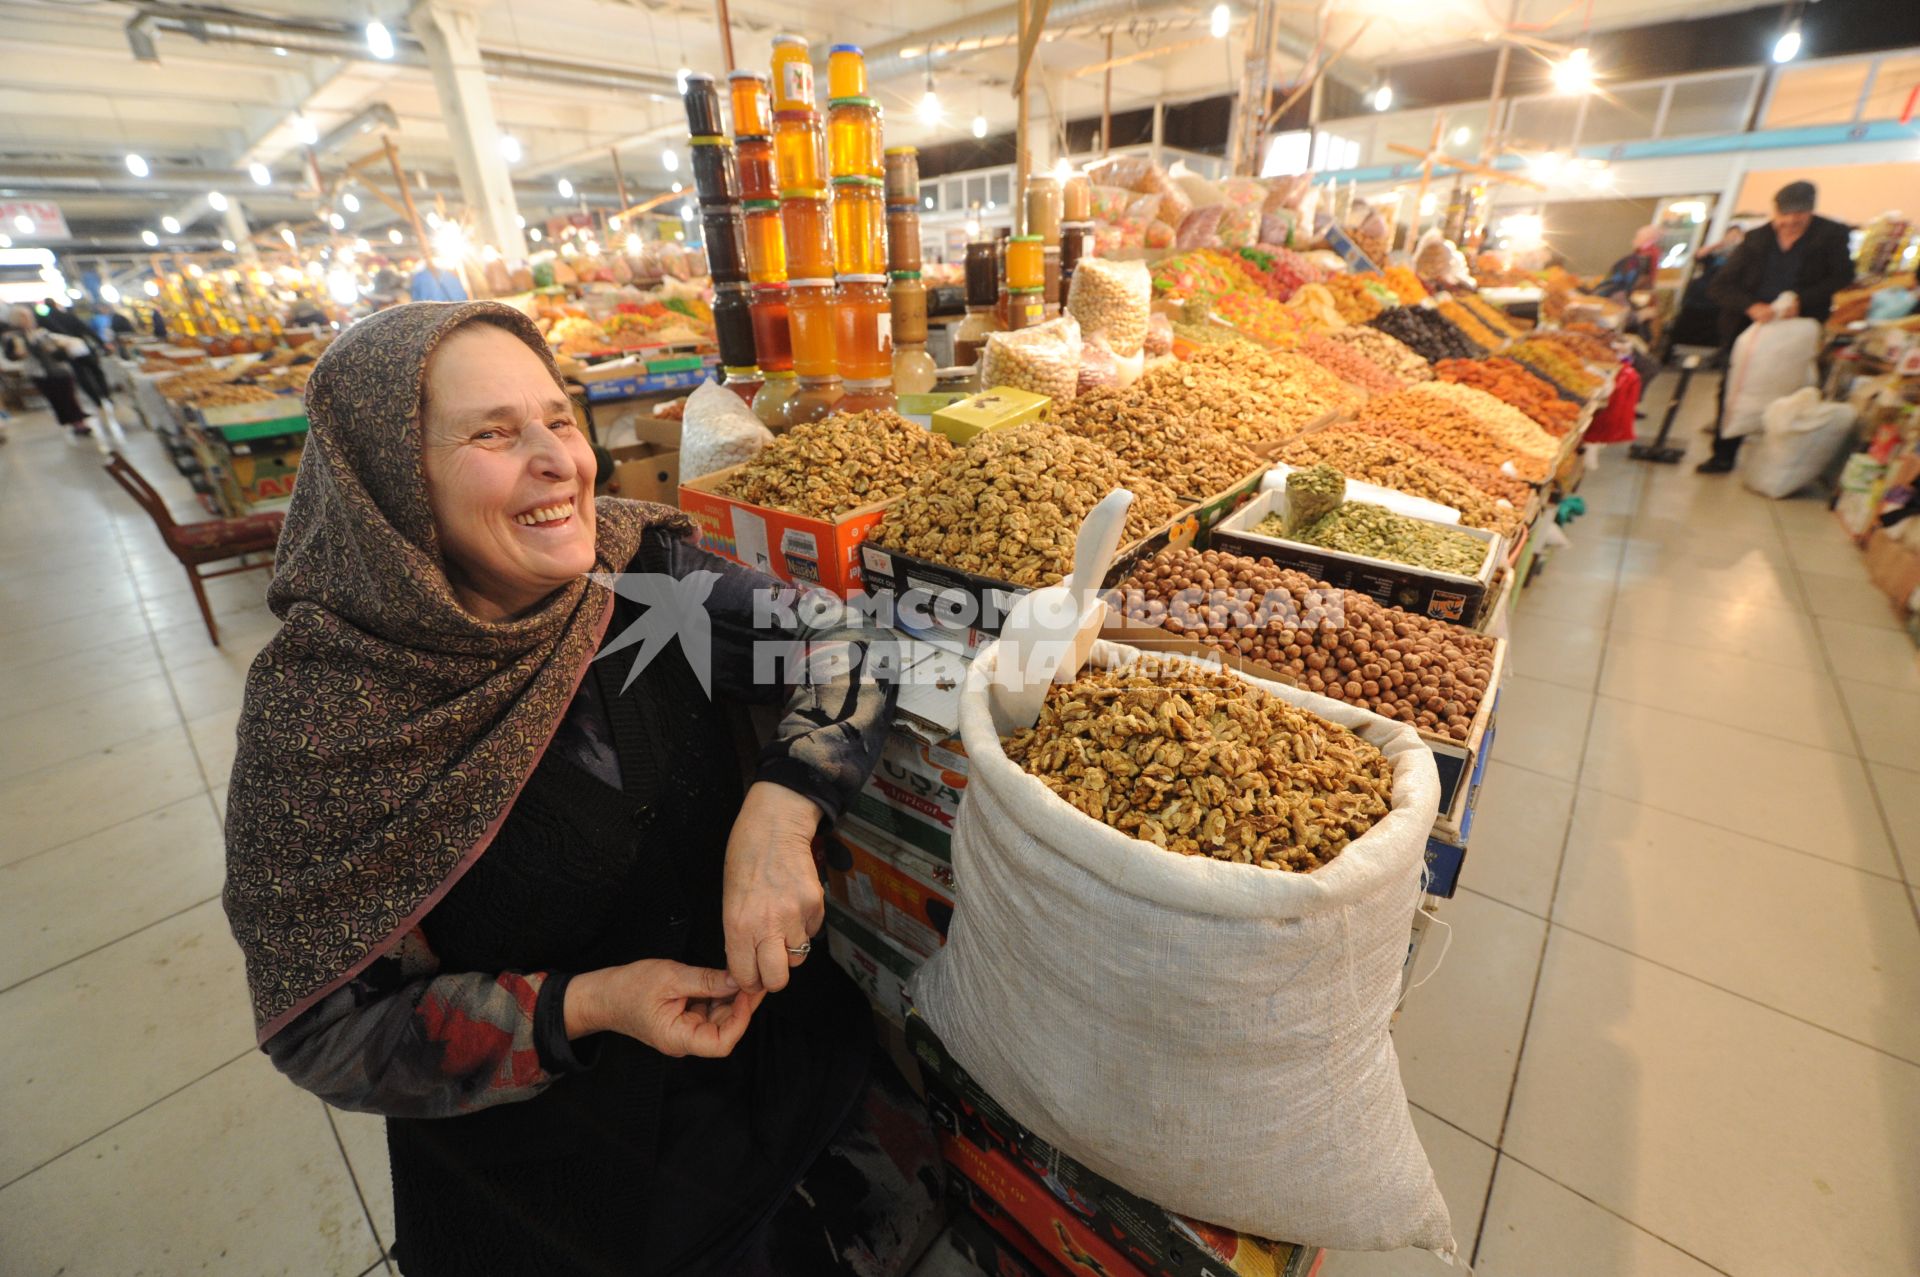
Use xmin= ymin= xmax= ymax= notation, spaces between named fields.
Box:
xmin=721 ymin=365 xmax=762 ymax=405
xmin=770 ymin=34 xmax=814 ymax=111
xmin=1005 ymin=287 xmax=1045 ymax=331
xmin=830 ymin=177 xmax=886 ymax=277
xmin=681 ymin=73 xmax=724 ymax=136
xmin=886 ymin=205 xmax=922 ymax=274
xmin=749 ymin=282 xmax=792 ymax=371
xmin=787 ymin=278 xmax=838 ymax=378
xmin=1006 ymin=235 xmax=1044 ymax=290
xmin=786 ymin=374 xmax=844 ymax=426
xmin=727 ymin=71 xmax=772 ymax=139
xmin=834 ymin=275 xmax=892 ymax=381
xmin=883 ymin=146 xmax=920 ymax=207
xmin=735 ymin=137 xmax=776 ymax=200
xmin=701 ymin=205 xmax=750 ymax=285
xmin=712 ymin=282 xmax=758 ymax=369
xmin=826 ymin=98 xmax=882 ymax=180
xmin=1024 ymin=176 xmax=1061 ymax=244
xmin=688 ymin=138 xmax=739 ymax=206
xmin=752 ymin=368 xmax=797 ymax=431
xmin=888 ymin=272 xmax=927 ymax=344
xmin=742 ymin=201 xmax=786 ymax=284
xmin=838 ymin=378 xmax=896 ymax=413
xmin=772 ymin=110 xmax=824 ymax=192
xmin=827 ymin=43 xmax=867 ymax=99
xmin=779 ymin=190 xmax=833 ymax=281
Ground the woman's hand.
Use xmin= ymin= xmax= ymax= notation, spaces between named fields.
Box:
xmin=564 ymin=960 xmax=764 ymax=1059
xmin=1746 ymin=301 xmax=1776 ymax=324
xmin=722 ymin=781 xmax=827 ymax=995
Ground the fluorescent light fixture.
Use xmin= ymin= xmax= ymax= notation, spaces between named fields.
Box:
xmin=143 ymin=279 xmax=161 ymax=296
xmin=1552 ymin=46 xmax=1595 ymax=95
xmin=126 ymin=153 xmax=150 ymax=177
xmin=529 ymin=227 xmax=542 ymax=242
xmin=1210 ymin=4 xmax=1231 ymax=39
xmin=916 ymin=90 xmax=942 ymax=127
xmin=1451 ymin=126 xmax=1471 ymax=146
xmin=1773 ymin=24 xmax=1801 ymax=63
xmin=280 ymin=227 xmax=297 ymax=247
xmin=972 ymin=114 xmax=988 ymax=138
xmin=207 ymin=190 xmax=229 ymax=211
xmin=662 ymin=149 xmax=679 ymax=172
xmin=161 ymin=216 xmax=181 ymax=234
xmin=366 ymin=21 xmax=395 ymax=60
xmin=328 ymin=212 xmax=346 ymax=230
xmin=101 ymin=283 xmax=121 ymax=303
xmin=1372 ymin=84 xmax=1393 ymax=112
xmin=557 ymin=177 xmax=575 ymax=198
xmin=222 ymin=238 xmax=237 ymax=251
xmin=141 ymin=229 xmax=160 ymax=246
xmin=389 ymin=228 xmax=404 ymax=244
xmin=293 ymin=113 xmax=319 ymax=145
xmin=498 ymin=134 xmax=523 ymax=163
xmin=250 ymin=162 xmax=272 ymax=186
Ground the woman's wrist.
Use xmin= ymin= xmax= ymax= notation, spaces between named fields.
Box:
xmin=562 ymin=968 xmax=606 ymax=1040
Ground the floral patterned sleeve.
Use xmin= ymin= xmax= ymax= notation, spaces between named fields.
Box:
xmin=264 ymin=929 xmax=582 ymax=1119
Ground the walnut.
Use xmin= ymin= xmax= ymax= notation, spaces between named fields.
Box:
xmin=715 ymin=410 xmax=955 ymax=520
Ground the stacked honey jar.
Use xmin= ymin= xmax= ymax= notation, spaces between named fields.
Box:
xmin=726 ymin=68 xmax=794 ymax=426
xmin=883 ymin=146 xmax=936 ymax=394
xmin=682 ymin=74 xmax=758 ymax=398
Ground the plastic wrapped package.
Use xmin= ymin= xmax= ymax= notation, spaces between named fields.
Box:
xmin=1085 ymin=155 xmax=1157 ymax=191
xmin=980 ymin=314 xmax=1083 ymax=405
xmin=1066 ymin=256 xmax=1152 ymax=358
xmin=1076 ymin=340 xmax=1119 ymax=395
xmin=1217 ymin=177 xmax=1268 ymax=210
xmin=1259 ymin=208 xmax=1302 ymax=249
xmin=1216 ymin=206 xmax=1258 ymax=248
xmin=1175 ymin=204 xmax=1228 ymax=250
xmin=1087 ymin=183 xmax=1134 ymax=221
xmin=1143 ymin=311 xmax=1174 ymax=359
xmin=1093 ymin=223 xmax=1125 ymax=255
xmin=1173 ymin=172 xmax=1227 ymax=209
xmin=678 ymin=378 xmax=775 ymax=481
xmin=1123 ymin=192 xmax=1165 ymax=226
xmin=1261 ymin=173 xmax=1314 ymax=214
xmin=1143 ymin=219 xmax=1176 ymax=249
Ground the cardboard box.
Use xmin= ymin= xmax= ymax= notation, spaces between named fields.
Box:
xmin=678 ymin=460 xmax=897 ymax=595
xmin=1423 ymin=710 xmax=1497 ymax=897
xmin=824 ymin=820 xmax=957 ymax=957
xmin=946 ymin=1204 xmax=1074 ymax=1277
xmin=824 ymin=901 xmax=923 ymax=1028
xmin=1211 ymin=487 xmax=1500 ymax=627
xmin=1185 ymin=467 xmax=1269 ymax=543
xmin=1864 ymin=527 xmax=1920 ymax=615
xmin=1099 ymin=618 xmax=1507 ymax=817
xmin=913 ymin=1015 xmax=1319 ymax=1277
xmin=603 ymin=443 xmax=680 ymax=504
xmin=932 ymin=386 xmax=1051 ymax=444
xmin=845 ymin=729 xmax=970 ymax=861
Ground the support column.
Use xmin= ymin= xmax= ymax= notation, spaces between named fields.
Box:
xmin=1150 ymin=100 xmax=1165 ymax=168
xmin=224 ymin=203 xmax=260 ymax=265
xmin=412 ymin=0 xmax=529 ymax=260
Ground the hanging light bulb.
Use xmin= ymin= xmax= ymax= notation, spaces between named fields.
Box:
xmin=663 ymin=149 xmax=680 ymax=172
xmin=207 ymin=191 xmax=229 ymax=212
xmin=293 ymin=113 xmax=319 ymax=145
xmin=1371 ymin=83 xmax=1393 ymax=112
xmin=143 ymin=279 xmax=161 ymax=297
xmin=126 ymin=153 xmax=150 ymax=177
xmin=1772 ymin=23 xmax=1802 ymax=63
xmin=161 ymin=215 xmax=181 ymax=234
xmin=515 ymin=214 xmax=526 ymax=229
xmin=498 ymin=134 xmax=523 ymax=163
xmin=972 ymin=113 xmax=988 ymax=139
xmin=917 ymin=86 xmax=943 ymax=127
xmin=1451 ymin=126 xmax=1471 ymax=147
xmin=1209 ymin=4 xmax=1231 ymax=39
xmin=221 ymin=238 xmax=237 ymax=252
xmin=141 ymin=229 xmax=160 ymax=247
xmin=1552 ymin=46 xmax=1595 ymax=95
xmin=366 ymin=21 xmax=395 ymax=60
xmin=342 ymin=192 xmax=361 ymax=212
xmin=529 ymin=227 xmax=543 ymax=242
xmin=250 ymin=162 xmax=272 ymax=186
xmin=671 ymin=180 xmax=683 ymax=193
xmin=280 ymin=227 xmax=297 ymax=247
xmin=328 ymin=212 xmax=346 ymax=231
xmin=101 ymin=283 xmax=122 ymax=304
xmin=557 ymin=177 xmax=575 ymax=198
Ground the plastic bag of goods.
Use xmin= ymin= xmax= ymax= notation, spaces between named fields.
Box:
xmin=1144 ymin=219 xmax=1177 ymax=250
xmin=1260 ymin=207 xmax=1303 ymax=249
xmin=1067 ymin=257 xmax=1152 ymax=359
xmin=910 ymin=640 xmax=1452 ymax=1253
xmin=1174 ymin=204 xmax=1227 ymax=251
xmin=678 ymin=378 xmax=774 ymax=481
xmin=1087 ymin=184 xmax=1135 ymax=222
xmin=1262 ymin=173 xmax=1314 ymax=214
xmin=1085 ymin=155 xmax=1158 ymax=192
xmin=1722 ymin=318 xmax=1820 ymax=440
xmin=1738 ymin=387 xmax=1857 ymax=499
xmin=1076 ymin=339 xmax=1120 ymax=395
xmin=1173 ymin=172 xmax=1228 ymax=210
xmin=981 ymin=315 xmax=1084 ymax=405
xmin=1143 ymin=311 xmax=1174 ymax=358
xmin=1216 ymin=205 xmax=1258 ymax=249
xmin=1218 ymin=176 xmax=1269 ymax=210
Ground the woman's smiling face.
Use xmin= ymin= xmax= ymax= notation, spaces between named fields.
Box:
xmin=420 ymin=322 xmax=598 ymax=621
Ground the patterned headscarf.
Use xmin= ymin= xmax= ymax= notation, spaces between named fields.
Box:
xmin=224 ymin=301 xmax=691 ymax=1041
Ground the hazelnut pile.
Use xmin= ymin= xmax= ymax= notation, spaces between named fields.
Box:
xmin=868 ymin=424 xmax=1188 ymax=588
xmin=716 ymin=409 xmax=955 ymax=520
xmin=1112 ymin=547 xmax=1497 ymax=741
xmin=1051 ymin=386 xmax=1264 ymax=497
xmin=1005 ymin=652 xmax=1393 ymax=871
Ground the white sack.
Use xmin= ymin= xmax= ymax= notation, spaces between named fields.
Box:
xmin=1738 ymin=387 xmax=1857 ymax=499
xmin=910 ymin=640 xmax=1453 ymax=1254
xmin=677 ymin=378 xmax=772 ymax=482
xmin=1721 ymin=317 xmax=1819 ymax=440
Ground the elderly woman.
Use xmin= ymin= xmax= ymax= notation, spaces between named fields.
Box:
xmin=1 ymin=305 xmax=94 ymax=439
xmin=224 ymin=302 xmax=932 ymax=1275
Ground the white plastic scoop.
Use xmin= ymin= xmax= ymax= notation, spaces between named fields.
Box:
xmin=988 ymin=488 xmax=1135 ymax=736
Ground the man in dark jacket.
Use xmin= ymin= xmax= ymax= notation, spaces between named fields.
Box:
xmin=1698 ymin=180 xmax=1854 ymax=473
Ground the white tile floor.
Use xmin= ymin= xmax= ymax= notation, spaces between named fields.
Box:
xmin=0 ymin=371 xmax=1915 ymax=1277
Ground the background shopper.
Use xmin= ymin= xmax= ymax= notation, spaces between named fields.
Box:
xmin=0 ymin=305 xmax=93 ymax=439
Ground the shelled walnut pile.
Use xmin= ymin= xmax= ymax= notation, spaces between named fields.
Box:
xmin=1131 ymin=341 xmax=1358 ymax=446
xmin=868 ymin=424 xmax=1187 ymax=588
xmin=1004 ymin=652 xmax=1393 ymax=871
xmin=1050 ymin=386 xmax=1263 ymax=497
xmin=1111 ymin=547 xmax=1497 ymax=740
xmin=715 ymin=409 xmax=954 ymax=520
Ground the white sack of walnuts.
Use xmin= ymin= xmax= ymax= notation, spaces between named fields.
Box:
xmin=910 ymin=639 xmax=1452 ymax=1256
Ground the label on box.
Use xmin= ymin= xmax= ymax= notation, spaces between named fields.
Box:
xmin=779 ymin=527 xmax=821 ymax=584
xmin=846 ymin=729 xmax=969 ymax=859
xmin=731 ymin=506 xmax=772 ymax=573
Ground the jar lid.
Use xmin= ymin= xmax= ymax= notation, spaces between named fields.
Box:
xmin=713 ymin=280 xmax=752 ymax=295
xmin=889 ymin=271 xmax=923 ymax=281
xmin=1008 ymin=286 xmax=1045 ymax=296
xmin=886 ymin=202 xmax=923 ymax=214
xmin=788 ymin=277 xmax=835 ymax=288
xmin=826 ymin=96 xmax=880 ymax=109
xmin=722 ymin=364 xmax=760 ymax=376
xmin=750 ymin=280 xmax=790 ymax=295
xmin=689 ymin=135 xmax=729 ymax=147
xmin=743 ymin=199 xmax=780 ymax=211
xmin=779 ymin=187 xmax=830 ymax=201
xmin=772 ymin=107 xmax=819 ymax=123
xmin=727 ymin=70 xmax=769 ymax=83
xmin=772 ymin=33 xmax=809 ymax=47
xmin=763 ymin=367 xmax=796 ymax=379
xmin=700 ymin=204 xmax=744 ymax=220
xmin=837 ymin=273 xmax=887 ymax=284
xmin=684 ymin=72 xmax=716 ymax=86
xmin=734 ymin=134 xmax=772 ymax=146
xmin=883 ymin=145 xmax=918 ymax=156
xmin=1010 ymin=234 xmax=1043 ymax=244
xmin=830 ymin=42 xmax=863 ymax=53
xmin=830 ymin=175 xmax=884 ymax=188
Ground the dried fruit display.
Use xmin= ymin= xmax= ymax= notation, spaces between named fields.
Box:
xmin=1538 ymin=328 xmax=1618 ymax=363
xmin=1132 ymin=342 xmax=1353 ymax=446
xmin=1352 ymin=391 xmax=1552 ymax=483
xmin=1051 ymin=386 xmax=1263 ymax=497
xmin=1004 ymin=652 xmax=1393 ymax=870
xmin=869 ymin=424 xmax=1187 ymax=588
xmin=1383 ymin=266 xmax=1429 ymax=304
xmin=1405 ymin=382 xmax=1559 ymax=461
xmin=1282 ymin=283 xmax=1348 ymax=333
xmin=1336 ymin=416 xmax=1535 ymax=504
xmin=1111 ymin=547 xmax=1497 ymax=740
xmin=1436 ymin=299 xmax=1505 ymax=351
xmin=715 ymin=409 xmax=955 ymax=520
xmin=1506 ymin=338 xmax=1603 ymax=396
xmin=1453 ymin=292 xmax=1524 ymax=340
xmin=1271 ymin=430 xmax=1525 ymax=538
xmin=1433 ymin=357 xmax=1579 ymax=435
xmin=1298 ymin=331 xmax=1405 ymax=398
xmin=1234 ymin=246 xmax=1328 ymax=301
xmin=1325 ymin=325 xmax=1434 ymax=382
xmin=1369 ymin=305 xmax=1485 ymax=362
xmin=1325 ymin=273 xmax=1391 ymax=324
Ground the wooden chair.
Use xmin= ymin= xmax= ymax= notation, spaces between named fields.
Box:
xmin=103 ymin=451 xmax=284 ymax=646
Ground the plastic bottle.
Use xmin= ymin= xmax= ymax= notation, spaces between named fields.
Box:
xmin=752 ymin=368 xmax=797 ymax=430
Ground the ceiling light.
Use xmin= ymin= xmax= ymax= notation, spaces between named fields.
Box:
xmin=1552 ymin=46 xmax=1595 ymax=95
xmin=250 ymin=162 xmax=272 ymax=186
xmin=1451 ymin=126 xmax=1471 ymax=146
xmin=1772 ymin=23 xmax=1802 ymax=63
xmin=272 ymin=45 xmax=287 ymax=56
xmin=0 ymin=232 xmax=12 ymax=247
xmin=498 ymin=134 xmax=523 ymax=163
xmin=515 ymin=214 xmax=526 ymax=228
xmin=161 ymin=216 xmax=181 ymax=234
xmin=972 ymin=114 xmax=988 ymax=139
xmin=662 ymin=149 xmax=679 ymax=172
xmin=328 ymin=212 xmax=346 ymax=230
xmin=293 ymin=113 xmax=319 ymax=145
xmin=557 ymin=177 xmax=575 ymax=198
xmin=221 ymin=238 xmax=237 ymax=251
xmin=143 ymin=280 xmax=161 ymax=297
xmin=529 ymin=227 xmax=542 ymax=242
xmin=676 ymin=66 xmax=692 ymax=94
xmin=671 ymin=180 xmax=683 ymax=193
xmin=101 ymin=283 xmax=121 ymax=303
xmin=281 ymin=227 xmax=297 ymax=247
xmin=1371 ymin=83 xmax=1392 ymax=112
xmin=186 ymin=263 xmax=203 ymax=278
xmin=431 ymin=220 xmax=468 ymax=263
xmin=141 ymin=229 xmax=160 ymax=246
xmin=1529 ymin=150 xmax=1565 ymax=179
xmin=916 ymin=89 xmax=942 ymax=127
xmin=1209 ymin=3 xmax=1231 ymax=39
xmin=126 ymin=153 xmax=150 ymax=177
xmin=1052 ymin=158 xmax=1074 ymax=182
xmin=366 ymin=21 xmax=395 ymax=60
xmin=681 ymin=203 xmax=694 ymax=221
xmin=923 ymin=195 xmax=933 ymax=209
xmin=625 ymin=233 xmax=641 ymax=254
xmin=426 ymin=210 xmax=442 ymax=227
xmin=343 ymin=192 xmax=361 ymax=212
xmin=12 ymin=214 xmax=32 ymax=233
xmin=985 ymin=200 xmax=996 ymax=211
xmin=207 ymin=190 xmax=229 ymax=211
